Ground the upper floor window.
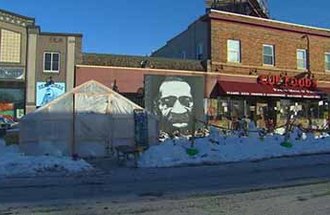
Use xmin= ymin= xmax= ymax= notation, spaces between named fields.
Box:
xmin=227 ymin=40 xmax=240 ymax=63
xmin=196 ymin=43 xmax=203 ymax=60
xmin=44 ymin=52 xmax=60 ymax=73
xmin=0 ymin=29 xmax=21 ymax=63
xmin=263 ymin=44 xmax=274 ymax=66
xmin=181 ymin=50 xmax=186 ymax=59
xmin=325 ymin=52 xmax=330 ymax=71
xmin=297 ymin=49 xmax=307 ymax=70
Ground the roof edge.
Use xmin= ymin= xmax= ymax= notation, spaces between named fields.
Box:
xmin=0 ymin=8 xmax=35 ymax=22
xmin=210 ymin=9 xmax=330 ymax=33
xmin=39 ymin=32 xmax=83 ymax=37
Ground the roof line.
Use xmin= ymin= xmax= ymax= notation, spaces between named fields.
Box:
xmin=40 ymin=32 xmax=83 ymax=37
xmin=76 ymin=64 xmax=206 ymax=75
xmin=0 ymin=8 xmax=35 ymax=22
xmin=210 ymin=9 xmax=330 ymax=33
xmin=83 ymin=52 xmax=203 ymax=63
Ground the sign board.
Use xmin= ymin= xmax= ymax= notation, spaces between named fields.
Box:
xmin=134 ymin=109 xmax=148 ymax=148
xmin=0 ymin=67 xmax=24 ymax=80
xmin=36 ymin=82 xmax=65 ymax=107
xmin=258 ymin=74 xmax=317 ymax=89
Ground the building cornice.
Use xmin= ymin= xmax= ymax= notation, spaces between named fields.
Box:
xmin=0 ymin=9 xmax=35 ymax=27
xmin=39 ymin=32 xmax=83 ymax=37
xmin=209 ymin=9 xmax=330 ymax=38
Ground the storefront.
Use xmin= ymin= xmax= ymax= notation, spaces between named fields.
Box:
xmin=207 ymin=74 xmax=328 ymax=130
xmin=0 ymin=67 xmax=25 ymax=120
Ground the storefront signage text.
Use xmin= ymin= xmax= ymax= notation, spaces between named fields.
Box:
xmin=0 ymin=67 xmax=24 ymax=80
xmin=258 ymin=75 xmax=317 ymax=89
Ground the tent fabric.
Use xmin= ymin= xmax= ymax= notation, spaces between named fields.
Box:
xmin=213 ymin=81 xmax=321 ymax=99
xmin=19 ymin=80 xmax=159 ymax=158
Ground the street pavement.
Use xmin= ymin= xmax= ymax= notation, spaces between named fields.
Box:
xmin=0 ymin=153 xmax=330 ymax=213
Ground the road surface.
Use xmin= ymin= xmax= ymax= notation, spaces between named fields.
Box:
xmin=1 ymin=153 xmax=330 ymax=214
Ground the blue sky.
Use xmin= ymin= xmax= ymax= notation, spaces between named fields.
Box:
xmin=1 ymin=0 xmax=329 ymax=56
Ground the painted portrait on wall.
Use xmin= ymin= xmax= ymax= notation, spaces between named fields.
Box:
xmin=36 ymin=82 xmax=65 ymax=107
xmin=145 ymin=75 xmax=204 ymax=134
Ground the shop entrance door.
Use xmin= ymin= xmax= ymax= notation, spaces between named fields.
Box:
xmin=256 ymin=102 xmax=268 ymax=128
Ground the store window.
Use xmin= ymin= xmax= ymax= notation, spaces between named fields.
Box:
xmin=227 ymin=40 xmax=240 ymax=63
xmin=325 ymin=52 xmax=330 ymax=71
xmin=44 ymin=52 xmax=60 ymax=73
xmin=0 ymin=29 xmax=21 ymax=63
xmin=0 ymin=88 xmax=24 ymax=119
xmin=297 ymin=49 xmax=307 ymax=70
xmin=263 ymin=44 xmax=274 ymax=66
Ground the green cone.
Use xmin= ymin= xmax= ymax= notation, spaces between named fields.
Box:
xmin=186 ymin=148 xmax=199 ymax=156
xmin=281 ymin=141 xmax=293 ymax=148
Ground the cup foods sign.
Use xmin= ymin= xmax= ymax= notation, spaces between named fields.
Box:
xmin=258 ymin=74 xmax=317 ymax=89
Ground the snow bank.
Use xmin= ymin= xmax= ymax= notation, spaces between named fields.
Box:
xmin=0 ymin=139 xmax=93 ymax=178
xmin=138 ymin=128 xmax=330 ymax=168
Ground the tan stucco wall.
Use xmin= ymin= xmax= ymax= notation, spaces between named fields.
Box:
xmin=25 ymin=32 xmax=37 ymax=113
xmin=35 ymin=34 xmax=68 ymax=83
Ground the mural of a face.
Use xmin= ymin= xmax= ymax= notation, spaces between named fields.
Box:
xmin=157 ymin=79 xmax=193 ymax=129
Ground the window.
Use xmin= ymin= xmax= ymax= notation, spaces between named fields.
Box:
xmin=44 ymin=52 xmax=60 ymax=73
xmin=227 ymin=40 xmax=240 ymax=63
xmin=181 ymin=50 xmax=186 ymax=59
xmin=196 ymin=43 xmax=203 ymax=60
xmin=263 ymin=44 xmax=274 ymax=66
xmin=325 ymin=52 xmax=330 ymax=71
xmin=297 ymin=49 xmax=307 ymax=70
xmin=0 ymin=29 xmax=21 ymax=63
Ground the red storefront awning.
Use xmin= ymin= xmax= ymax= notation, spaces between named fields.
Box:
xmin=211 ymin=81 xmax=322 ymax=99
xmin=318 ymin=87 xmax=330 ymax=95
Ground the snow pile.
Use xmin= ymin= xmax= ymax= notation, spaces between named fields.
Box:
xmin=138 ymin=127 xmax=330 ymax=168
xmin=0 ymin=139 xmax=93 ymax=178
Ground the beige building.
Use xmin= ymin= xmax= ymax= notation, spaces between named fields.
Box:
xmin=0 ymin=9 xmax=82 ymax=119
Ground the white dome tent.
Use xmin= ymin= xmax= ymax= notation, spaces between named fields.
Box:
xmin=19 ymin=80 xmax=158 ymax=157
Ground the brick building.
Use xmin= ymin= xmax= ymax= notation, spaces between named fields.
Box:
xmin=151 ymin=9 xmax=330 ymax=128
xmin=0 ymin=9 xmax=82 ymax=119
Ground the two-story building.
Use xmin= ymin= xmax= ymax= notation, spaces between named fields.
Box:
xmin=152 ymin=9 xmax=330 ymax=128
xmin=0 ymin=9 xmax=82 ymax=119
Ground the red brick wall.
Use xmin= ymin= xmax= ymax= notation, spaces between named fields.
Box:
xmin=209 ymin=11 xmax=330 ymax=82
